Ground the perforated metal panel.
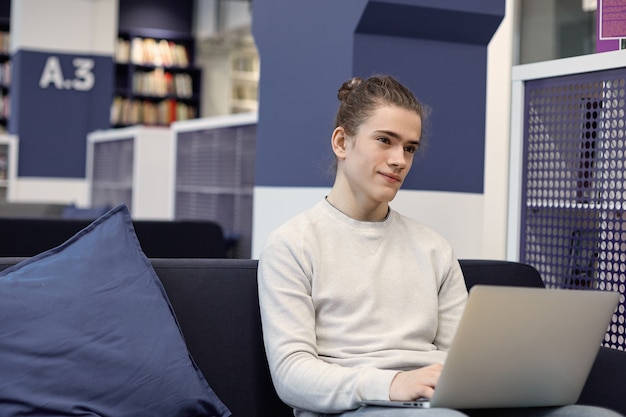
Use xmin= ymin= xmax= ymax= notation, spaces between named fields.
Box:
xmin=91 ymin=138 xmax=134 ymax=211
xmin=174 ymin=123 xmax=256 ymax=258
xmin=521 ymin=67 xmax=626 ymax=350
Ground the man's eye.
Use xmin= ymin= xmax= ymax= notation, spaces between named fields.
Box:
xmin=405 ymin=146 xmax=416 ymax=154
xmin=377 ymin=137 xmax=391 ymax=144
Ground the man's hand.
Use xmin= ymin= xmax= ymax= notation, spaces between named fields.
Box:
xmin=389 ymin=363 xmax=443 ymax=401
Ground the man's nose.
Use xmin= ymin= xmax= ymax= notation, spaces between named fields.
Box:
xmin=388 ymin=146 xmax=407 ymax=168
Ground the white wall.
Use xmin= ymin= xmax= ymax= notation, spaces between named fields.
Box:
xmin=482 ymin=0 xmax=515 ymax=260
xmin=251 ymin=188 xmax=486 ymax=260
xmin=9 ymin=178 xmax=89 ymax=206
xmin=10 ymin=0 xmax=118 ymax=55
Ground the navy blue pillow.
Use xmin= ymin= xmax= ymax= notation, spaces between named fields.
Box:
xmin=0 ymin=204 xmax=231 ymax=417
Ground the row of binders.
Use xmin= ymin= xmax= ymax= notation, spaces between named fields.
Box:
xmin=0 ymin=91 xmax=9 ymax=120
xmin=110 ymin=96 xmax=197 ymax=127
xmin=0 ymin=151 xmax=7 ymax=180
xmin=0 ymin=61 xmax=10 ymax=88
xmin=116 ymin=37 xmax=190 ymax=68
xmin=0 ymin=32 xmax=8 ymax=55
xmin=132 ymin=68 xmax=193 ymax=98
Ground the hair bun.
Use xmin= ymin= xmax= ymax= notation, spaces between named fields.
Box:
xmin=337 ymin=77 xmax=363 ymax=102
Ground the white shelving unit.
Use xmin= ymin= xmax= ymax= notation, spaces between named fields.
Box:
xmin=171 ymin=112 xmax=257 ymax=257
xmin=230 ymin=47 xmax=259 ymax=114
xmin=0 ymin=134 xmax=17 ymax=201
xmin=197 ymin=31 xmax=259 ymax=117
xmin=86 ymin=126 xmax=174 ymax=219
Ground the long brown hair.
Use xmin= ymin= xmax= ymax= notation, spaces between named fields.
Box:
xmin=334 ymin=75 xmax=427 ymax=137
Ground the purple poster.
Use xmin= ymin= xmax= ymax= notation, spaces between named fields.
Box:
xmin=597 ymin=0 xmax=626 ymax=52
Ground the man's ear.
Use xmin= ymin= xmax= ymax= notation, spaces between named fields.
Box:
xmin=331 ymin=127 xmax=348 ymax=160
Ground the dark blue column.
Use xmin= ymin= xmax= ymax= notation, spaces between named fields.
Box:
xmin=10 ymin=51 xmax=113 ymax=178
xmin=252 ymin=0 xmax=505 ymax=193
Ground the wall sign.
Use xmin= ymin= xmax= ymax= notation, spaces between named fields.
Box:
xmin=599 ymin=0 xmax=626 ymax=40
xmin=10 ymin=50 xmax=113 ymax=178
xmin=39 ymin=56 xmax=96 ymax=91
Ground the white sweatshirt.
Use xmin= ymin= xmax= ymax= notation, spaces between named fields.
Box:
xmin=258 ymin=199 xmax=468 ymax=417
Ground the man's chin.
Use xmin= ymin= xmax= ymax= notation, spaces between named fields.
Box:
xmin=379 ymin=189 xmax=400 ymax=203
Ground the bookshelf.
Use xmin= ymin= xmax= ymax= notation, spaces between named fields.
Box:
xmin=230 ymin=47 xmax=259 ymax=114
xmin=0 ymin=21 xmax=9 ymax=133
xmin=0 ymin=135 xmax=16 ymax=201
xmin=197 ymin=31 xmax=259 ymax=116
xmin=111 ymin=29 xmax=201 ymax=128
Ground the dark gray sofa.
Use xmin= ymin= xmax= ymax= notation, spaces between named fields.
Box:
xmin=0 ymin=258 xmax=624 ymax=417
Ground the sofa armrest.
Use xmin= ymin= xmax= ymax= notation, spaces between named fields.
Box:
xmin=459 ymin=259 xmax=545 ymax=290
xmin=578 ymin=346 xmax=626 ymax=416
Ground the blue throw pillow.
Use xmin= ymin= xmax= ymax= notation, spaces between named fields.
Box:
xmin=0 ymin=204 xmax=231 ymax=417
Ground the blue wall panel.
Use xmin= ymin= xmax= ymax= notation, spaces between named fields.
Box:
xmin=9 ymin=50 xmax=113 ymax=178
xmin=352 ymin=34 xmax=487 ymax=193
xmin=253 ymin=1 xmax=366 ymax=188
xmin=252 ymin=0 xmax=504 ymax=193
xmin=356 ymin=0 xmax=504 ymax=45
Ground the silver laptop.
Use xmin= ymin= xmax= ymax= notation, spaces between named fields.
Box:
xmin=362 ymin=285 xmax=619 ymax=410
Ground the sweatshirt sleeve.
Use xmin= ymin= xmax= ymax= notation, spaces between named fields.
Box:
xmin=257 ymin=231 xmax=398 ymax=414
xmin=432 ymin=245 xmax=468 ymax=353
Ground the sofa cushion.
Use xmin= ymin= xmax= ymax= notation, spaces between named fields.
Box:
xmin=0 ymin=204 xmax=231 ymax=417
